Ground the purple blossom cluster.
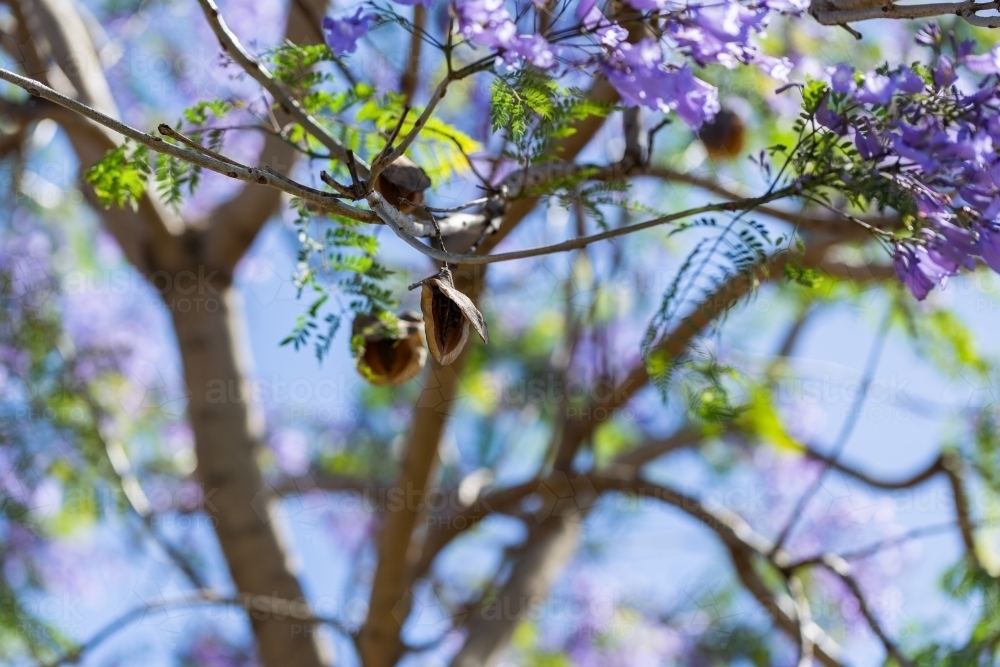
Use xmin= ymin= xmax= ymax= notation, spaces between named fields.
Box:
xmin=323 ymin=0 xmax=796 ymax=129
xmin=455 ymin=0 xmax=557 ymax=68
xmin=814 ymin=35 xmax=1000 ymax=300
xmin=322 ymin=9 xmax=377 ymax=57
xmin=602 ymin=41 xmax=720 ymax=127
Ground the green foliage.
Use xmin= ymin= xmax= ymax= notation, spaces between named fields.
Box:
xmin=784 ymin=260 xmax=823 ymax=289
xmin=264 ymin=43 xmax=336 ymax=90
xmin=355 ymin=93 xmax=481 ymax=181
xmin=84 ymin=142 xmax=150 ymax=211
xmin=642 ymin=218 xmax=774 ymax=394
xmin=84 ymin=135 xmax=213 ymax=213
xmin=182 ymin=99 xmax=232 ymax=126
xmin=680 ymin=357 xmax=746 ymax=424
xmin=908 ymin=560 xmax=1000 ymax=664
xmin=490 ymin=69 xmax=613 ymax=161
xmin=902 ymin=306 xmax=990 ymax=378
xmin=279 ymin=203 xmax=396 ymax=362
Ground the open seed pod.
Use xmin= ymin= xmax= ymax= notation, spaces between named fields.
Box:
xmin=375 ymin=155 xmax=431 ymax=214
xmin=418 ymin=268 xmax=489 ymax=365
xmin=698 ymin=108 xmax=746 ymax=161
xmin=352 ymin=311 xmax=427 ymax=386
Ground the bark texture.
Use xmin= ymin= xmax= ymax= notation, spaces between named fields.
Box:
xmin=5 ymin=1 xmax=333 ymax=665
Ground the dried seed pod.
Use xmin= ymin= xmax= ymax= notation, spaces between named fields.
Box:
xmin=698 ymin=108 xmax=746 ymax=161
xmin=375 ymin=155 xmax=431 ymax=214
xmin=419 ymin=268 xmax=489 ymax=365
xmin=352 ymin=311 xmax=427 ymax=386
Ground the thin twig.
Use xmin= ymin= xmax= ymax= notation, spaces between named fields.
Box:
xmin=818 ymin=555 xmax=915 ymax=667
xmin=811 ymin=0 xmax=1000 ymax=26
xmin=400 ymin=5 xmax=426 ymax=105
xmin=40 ymin=590 xmax=354 ymax=667
xmin=369 ymin=186 xmax=799 ymax=265
xmin=195 ymin=0 xmax=366 ymax=172
xmin=789 ymin=575 xmax=815 ymax=667
xmin=772 ymin=308 xmax=892 ymax=553
xmin=0 ymin=66 xmax=377 ymax=223
xmin=158 ymin=123 xmax=242 ymax=168
xmin=399 ymin=195 xmax=491 ymax=214
xmin=789 ymin=521 xmax=964 ymax=568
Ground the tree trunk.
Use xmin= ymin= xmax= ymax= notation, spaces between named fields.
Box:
xmin=168 ymin=272 xmax=330 ymax=667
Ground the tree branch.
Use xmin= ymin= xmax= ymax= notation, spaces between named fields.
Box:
xmin=41 ymin=590 xmax=352 ymax=667
xmin=449 ymin=515 xmax=583 ymax=667
xmin=195 ymin=0 xmax=359 ymax=169
xmin=202 ymin=0 xmax=338 ymax=272
xmin=814 ymin=555 xmax=915 ymax=667
xmin=0 ymin=66 xmax=377 ymax=223
xmin=372 ymin=186 xmax=800 ymax=265
xmin=5 ymin=0 xmax=185 ymax=274
xmin=810 ymin=0 xmax=1000 ymax=27
xmin=589 ymin=473 xmax=846 ymax=667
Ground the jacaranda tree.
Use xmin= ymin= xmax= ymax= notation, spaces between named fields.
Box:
xmin=4 ymin=0 xmax=1000 ymax=664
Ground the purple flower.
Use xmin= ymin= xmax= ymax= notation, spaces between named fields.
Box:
xmin=855 ymin=73 xmax=895 ymax=105
xmin=502 ymin=33 xmax=556 ymax=69
xmin=454 ymin=0 xmax=555 ymax=68
xmin=577 ymin=0 xmax=627 ymax=48
xmin=915 ymin=23 xmax=942 ymax=47
xmin=322 ymin=9 xmax=375 ymax=57
xmin=814 ymin=96 xmax=842 ymax=133
xmin=668 ymin=0 xmax=769 ymax=68
xmin=975 ymin=223 xmax=1000 ymax=273
xmin=924 ymin=230 xmax=971 ymax=272
xmin=964 ymin=45 xmax=1000 ymax=75
xmin=603 ymin=41 xmax=719 ymax=127
xmin=752 ymin=53 xmax=792 ymax=82
xmin=895 ymin=66 xmax=925 ymax=94
xmin=934 ymin=55 xmax=956 ymax=88
xmin=456 ymin=0 xmax=514 ymax=47
xmin=854 ymin=122 xmax=880 ymax=160
xmin=393 ymin=0 xmax=435 ymax=5
xmin=623 ymin=0 xmax=671 ymax=9
xmin=893 ymin=243 xmax=946 ymax=300
xmin=829 ymin=64 xmax=855 ymax=94
xmin=762 ymin=0 xmax=809 ymax=13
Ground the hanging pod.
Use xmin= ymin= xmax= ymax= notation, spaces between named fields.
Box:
xmin=698 ymin=108 xmax=746 ymax=161
xmin=374 ymin=155 xmax=432 ymax=214
xmin=352 ymin=311 xmax=427 ymax=385
xmin=417 ymin=267 xmax=489 ymax=365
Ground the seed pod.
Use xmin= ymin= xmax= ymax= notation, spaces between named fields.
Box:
xmin=698 ymin=108 xmax=746 ymax=161
xmin=419 ymin=268 xmax=489 ymax=365
xmin=375 ymin=155 xmax=431 ymax=214
xmin=352 ymin=311 xmax=427 ymax=386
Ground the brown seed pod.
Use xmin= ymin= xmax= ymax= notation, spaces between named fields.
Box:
xmin=352 ymin=311 xmax=427 ymax=386
xmin=418 ymin=267 xmax=489 ymax=365
xmin=698 ymin=108 xmax=746 ymax=161
xmin=375 ymin=155 xmax=432 ymax=214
